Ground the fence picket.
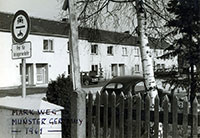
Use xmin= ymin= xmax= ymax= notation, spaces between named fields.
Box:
xmin=95 ymin=91 xmax=100 ymax=138
xmin=163 ymin=95 xmax=169 ymax=138
xmin=127 ymin=92 xmax=133 ymax=138
xmin=103 ymin=91 xmax=108 ymax=138
xmin=111 ymin=92 xmax=116 ymax=138
xmin=85 ymin=91 xmax=200 ymax=138
xmin=154 ymin=95 xmax=160 ymax=138
xmin=192 ymin=97 xmax=198 ymax=138
xmin=136 ymin=93 xmax=141 ymax=138
xmin=145 ymin=93 xmax=150 ymax=137
xmin=88 ymin=92 xmax=93 ymax=138
xmin=183 ymin=97 xmax=188 ymax=138
xmin=119 ymin=92 xmax=125 ymax=138
xmin=172 ymin=95 xmax=178 ymax=138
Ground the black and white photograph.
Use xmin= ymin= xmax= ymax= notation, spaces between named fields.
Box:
xmin=0 ymin=0 xmax=199 ymax=138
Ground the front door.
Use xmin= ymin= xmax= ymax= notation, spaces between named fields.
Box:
xmin=36 ymin=64 xmax=47 ymax=84
xmin=119 ymin=64 xmax=125 ymax=76
xmin=111 ymin=64 xmax=118 ymax=77
xmin=20 ymin=64 xmax=33 ymax=85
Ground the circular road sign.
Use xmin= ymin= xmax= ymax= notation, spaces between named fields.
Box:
xmin=11 ymin=10 xmax=30 ymax=43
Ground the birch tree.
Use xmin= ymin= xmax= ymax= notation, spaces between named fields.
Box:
xmin=60 ymin=0 xmax=174 ymax=103
xmin=136 ymin=0 xmax=157 ymax=104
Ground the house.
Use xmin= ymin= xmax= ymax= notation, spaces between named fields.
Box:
xmin=0 ymin=12 xmax=177 ymax=89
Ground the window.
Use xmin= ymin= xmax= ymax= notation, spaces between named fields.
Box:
xmin=105 ymin=83 xmax=116 ymax=89
xmin=67 ymin=41 xmax=70 ymax=51
xmin=160 ymin=50 xmax=163 ymax=56
xmin=107 ymin=46 xmax=113 ymax=55
xmin=161 ymin=64 xmax=165 ymax=69
xmin=20 ymin=64 xmax=33 ymax=85
xmin=135 ymin=64 xmax=140 ymax=73
xmin=91 ymin=65 xmax=98 ymax=74
xmin=119 ymin=64 xmax=125 ymax=76
xmin=105 ymin=83 xmax=123 ymax=89
xmin=156 ymin=50 xmax=163 ymax=57
xmin=135 ymin=47 xmax=140 ymax=56
xmin=116 ymin=83 xmax=123 ymax=89
xmin=134 ymin=81 xmax=145 ymax=93
xmin=157 ymin=64 xmax=161 ymax=70
xmin=36 ymin=64 xmax=48 ymax=84
xmin=111 ymin=64 xmax=118 ymax=77
xmin=156 ymin=50 xmax=159 ymax=57
xmin=68 ymin=65 xmax=71 ymax=75
xmin=122 ymin=47 xmax=128 ymax=56
xmin=91 ymin=44 xmax=98 ymax=54
xmin=43 ymin=39 xmax=53 ymax=52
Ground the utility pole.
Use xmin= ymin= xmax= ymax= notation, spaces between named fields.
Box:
xmin=136 ymin=0 xmax=157 ymax=105
xmin=63 ymin=0 xmax=86 ymax=138
xmin=63 ymin=0 xmax=81 ymax=90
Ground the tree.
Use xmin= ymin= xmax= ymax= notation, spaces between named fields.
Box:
xmin=162 ymin=0 xmax=200 ymax=104
xmin=74 ymin=0 xmax=172 ymax=103
xmin=160 ymin=3 xmax=199 ymax=135
xmin=59 ymin=0 xmax=176 ymax=103
xmin=59 ymin=0 xmax=173 ymax=39
xmin=46 ymin=74 xmax=73 ymax=138
xmin=135 ymin=0 xmax=158 ymax=104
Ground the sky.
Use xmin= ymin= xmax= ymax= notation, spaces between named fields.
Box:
xmin=0 ymin=0 xmax=63 ymax=20
xmin=0 ymin=0 xmax=139 ymax=32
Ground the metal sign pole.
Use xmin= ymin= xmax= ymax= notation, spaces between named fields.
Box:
xmin=22 ymin=58 xmax=26 ymax=98
xmin=11 ymin=10 xmax=31 ymax=98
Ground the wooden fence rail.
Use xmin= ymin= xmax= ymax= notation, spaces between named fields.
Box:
xmin=86 ymin=91 xmax=199 ymax=138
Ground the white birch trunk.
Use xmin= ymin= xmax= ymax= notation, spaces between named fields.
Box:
xmin=136 ymin=0 xmax=157 ymax=105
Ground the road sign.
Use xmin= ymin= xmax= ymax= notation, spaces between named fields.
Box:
xmin=12 ymin=41 xmax=32 ymax=59
xmin=11 ymin=10 xmax=30 ymax=43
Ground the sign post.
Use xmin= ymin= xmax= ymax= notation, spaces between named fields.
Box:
xmin=22 ymin=58 xmax=26 ymax=98
xmin=11 ymin=10 xmax=31 ymax=98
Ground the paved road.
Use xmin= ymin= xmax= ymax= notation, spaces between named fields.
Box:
xmin=0 ymin=80 xmax=108 ymax=98
xmin=0 ymin=87 xmax=47 ymax=97
xmin=0 ymin=79 xmax=187 ymax=99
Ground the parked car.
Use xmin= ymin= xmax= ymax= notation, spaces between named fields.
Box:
xmin=101 ymin=75 xmax=145 ymax=96
xmin=81 ymin=71 xmax=99 ymax=85
xmin=100 ymin=75 xmax=171 ymax=106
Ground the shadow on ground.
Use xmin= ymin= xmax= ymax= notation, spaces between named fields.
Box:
xmin=0 ymin=87 xmax=47 ymax=97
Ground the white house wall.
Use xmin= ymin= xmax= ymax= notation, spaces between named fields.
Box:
xmin=79 ymin=41 xmax=143 ymax=80
xmin=78 ymin=40 xmax=91 ymax=72
xmin=25 ymin=35 xmax=69 ymax=83
xmin=152 ymin=49 xmax=178 ymax=70
xmin=0 ymin=31 xmax=177 ymax=88
xmin=0 ymin=32 xmax=69 ymax=88
xmin=0 ymin=32 xmax=21 ymax=87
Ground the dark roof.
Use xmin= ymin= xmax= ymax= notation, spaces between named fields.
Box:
xmin=78 ymin=27 xmax=139 ymax=46
xmin=0 ymin=12 xmax=168 ymax=49
xmin=149 ymin=37 xmax=169 ymax=49
xmin=0 ymin=12 xmax=69 ymax=37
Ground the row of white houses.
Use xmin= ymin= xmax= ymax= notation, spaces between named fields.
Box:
xmin=0 ymin=12 xmax=177 ymax=89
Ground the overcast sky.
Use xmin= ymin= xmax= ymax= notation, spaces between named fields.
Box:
xmin=0 ymin=0 xmax=63 ymax=20
xmin=0 ymin=0 xmax=137 ymax=32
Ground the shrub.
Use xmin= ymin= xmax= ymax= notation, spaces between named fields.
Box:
xmin=46 ymin=74 xmax=73 ymax=138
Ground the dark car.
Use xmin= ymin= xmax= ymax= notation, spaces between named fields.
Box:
xmin=100 ymin=75 xmax=171 ymax=106
xmin=81 ymin=71 xmax=99 ymax=85
xmin=101 ymin=75 xmax=145 ymax=96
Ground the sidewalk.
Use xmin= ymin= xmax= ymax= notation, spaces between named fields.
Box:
xmin=0 ymin=80 xmax=109 ymax=97
xmin=0 ymin=87 xmax=47 ymax=97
